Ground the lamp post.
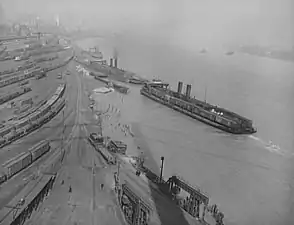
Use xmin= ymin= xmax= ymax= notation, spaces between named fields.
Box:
xmin=159 ymin=156 xmax=164 ymax=183
xmin=61 ymin=107 xmax=65 ymax=162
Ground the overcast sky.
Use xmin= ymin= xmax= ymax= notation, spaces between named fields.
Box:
xmin=1 ymin=0 xmax=293 ymax=47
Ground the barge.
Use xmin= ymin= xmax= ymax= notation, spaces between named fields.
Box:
xmin=140 ymin=80 xmax=256 ymax=134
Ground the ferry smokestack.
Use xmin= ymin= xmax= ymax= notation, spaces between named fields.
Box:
xmin=110 ymin=58 xmax=113 ymax=67
xmin=186 ymin=84 xmax=191 ymax=98
xmin=114 ymin=58 xmax=118 ymax=68
xmin=177 ymin=81 xmax=183 ymax=94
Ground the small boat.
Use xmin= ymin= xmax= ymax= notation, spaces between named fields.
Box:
xmin=226 ymin=51 xmax=234 ymax=55
xmin=128 ymin=77 xmax=146 ymax=85
xmin=200 ymin=48 xmax=207 ymax=53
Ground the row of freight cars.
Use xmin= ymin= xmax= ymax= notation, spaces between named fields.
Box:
xmin=42 ymin=55 xmax=74 ymax=74
xmin=0 ymin=84 xmax=66 ymax=149
xmin=12 ymin=47 xmax=62 ymax=62
xmin=0 ymin=98 xmax=65 ymax=149
xmin=0 ymin=53 xmax=72 ymax=87
xmin=28 ymin=46 xmax=66 ymax=57
xmin=0 ymin=67 xmax=44 ymax=88
xmin=0 ymin=62 xmax=35 ymax=76
xmin=0 ymin=66 xmax=39 ymax=81
xmin=0 ymin=87 xmax=32 ymax=106
xmin=16 ymin=100 xmax=47 ymax=120
xmin=0 ymin=140 xmax=50 ymax=185
xmin=34 ymin=55 xmax=58 ymax=63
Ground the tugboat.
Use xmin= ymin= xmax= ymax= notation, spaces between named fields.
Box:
xmin=140 ymin=80 xmax=257 ymax=134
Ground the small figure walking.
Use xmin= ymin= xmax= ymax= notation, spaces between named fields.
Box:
xmin=100 ymin=183 xmax=104 ymax=190
xmin=69 ymin=185 xmax=72 ymax=193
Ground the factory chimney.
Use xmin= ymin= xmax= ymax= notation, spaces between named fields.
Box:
xmin=114 ymin=58 xmax=118 ymax=68
xmin=110 ymin=58 xmax=113 ymax=67
xmin=177 ymin=81 xmax=183 ymax=94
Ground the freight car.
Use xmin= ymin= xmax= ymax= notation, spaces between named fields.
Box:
xmin=2 ymin=152 xmax=32 ymax=178
xmin=51 ymin=98 xmax=66 ymax=117
xmin=35 ymin=73 xmax=46 ymax=80
xmin=0 ymin=172 xmax=6 ymax=185
xmin=0 ymin=87 xmax=32 ymax=105
xmin=0 ymin=68 xmax=16 ymax=76
xmin=0 ymin=68 xmax=42 ymax=88
xmin=54 ymin=84 xmax=66 ymax=98
xmin=0 ymin=126 xmax=12 ymax=137
xmin=29 ymin=140 xmax=50 ymax=161
xmin=0 ymin=140 xmax=51 ymax=184
xmin=17 ymin=63 xmax=35 ymax=71
xmin=0 ymin=86 xmax=66 ymax=149
xmin=0 ymin=137 xmax=5 ymax=146
xmin=46 ymin=95 xmax=59 ymax=107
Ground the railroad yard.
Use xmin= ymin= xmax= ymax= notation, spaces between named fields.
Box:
xmin=0 ymin=35 xmax=75 ymax=223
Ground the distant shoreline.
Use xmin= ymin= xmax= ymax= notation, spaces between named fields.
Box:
xmin=236 ymin=46 xmax=294 ymax=62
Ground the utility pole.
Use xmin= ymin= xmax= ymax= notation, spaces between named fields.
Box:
xmin=159 ymin=156 xmax=165 ymax=183
xmin=117 ymin=160 xmax=121 ymax=178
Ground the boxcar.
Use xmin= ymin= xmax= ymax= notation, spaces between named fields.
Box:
xmin=53 ymin=99 xmax=65 ymax=114
xmin=2 ymin=152 xmax=32 ymax=178
xmin=15 ymin=118 xmax=30 ymax=129
xmin=0 ymin=126 xmax=12 ymax=137
xmin=0 ymin=137 xmax=6 ymax=147
xmin=0 ymin=172 xmax=7 ymax=185
xmin=30 ymin=140 xmax=50 ymax=162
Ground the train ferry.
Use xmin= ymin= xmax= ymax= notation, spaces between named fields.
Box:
xmin=140 ymin=80 xmax=256 ymax=134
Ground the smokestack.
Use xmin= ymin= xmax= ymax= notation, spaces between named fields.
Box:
xmin=114 ymin=58 xmax=118 ymax=68
xmin=186 ymin=84 xmax=191 ymax=98
xmin=177 ymin=81 xmax=183 ymax=94
xmin=110 ymin=58 xmax=113 ymax=67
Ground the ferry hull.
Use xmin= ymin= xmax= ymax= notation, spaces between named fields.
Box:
xmin=141 ymin=89 xmax=256 ymax=135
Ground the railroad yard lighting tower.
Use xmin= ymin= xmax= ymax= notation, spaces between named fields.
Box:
xmin=159 ymin=156 xmax=165 ymax=183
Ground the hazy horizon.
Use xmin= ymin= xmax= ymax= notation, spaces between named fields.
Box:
xmin=1 ymin=0 xmax=293 ymax=49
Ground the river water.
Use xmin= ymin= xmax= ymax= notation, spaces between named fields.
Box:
xmin=76 ymin=34 xmax=294 ymax=225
